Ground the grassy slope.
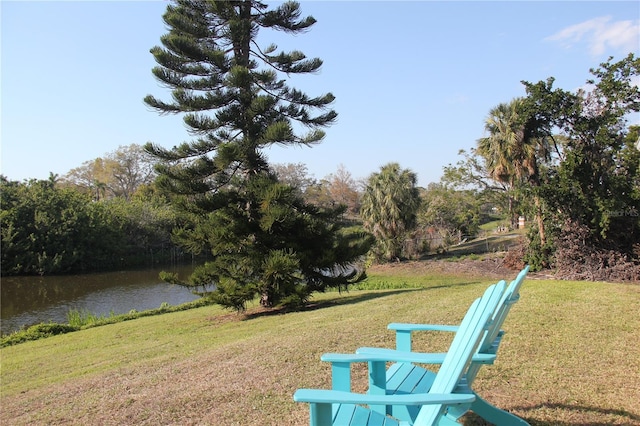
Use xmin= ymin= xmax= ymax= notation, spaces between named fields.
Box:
xmin=1 ymin=271 xmax=639 ymax=425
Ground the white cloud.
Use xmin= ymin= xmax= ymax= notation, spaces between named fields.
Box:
xmin=545 ymin=16 xmax=640 ymax=56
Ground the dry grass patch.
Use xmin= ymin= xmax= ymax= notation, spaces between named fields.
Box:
xmin=1 ymin=273 xmax=639 ymax=425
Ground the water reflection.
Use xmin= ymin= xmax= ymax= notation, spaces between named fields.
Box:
xmin=1 ymin=265 xmax=202 ymax=335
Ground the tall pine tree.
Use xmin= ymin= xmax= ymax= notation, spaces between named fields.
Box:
xmin=144 ymin=0 xmax=372 ymax=310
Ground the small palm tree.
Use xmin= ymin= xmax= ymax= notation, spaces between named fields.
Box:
xmin=360 ymin=163 xmax=420 ymax=261
xmin=93 ymin=180 xmax=108 ymax=201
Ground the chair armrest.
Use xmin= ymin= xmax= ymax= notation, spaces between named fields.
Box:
xmin=355 ymin=347 xmax=496 ymax=364
xmin=294 ymin=389 xmax=475 ymax=406
xmin=321 ymin=351 xmax=451 ymax=364
xmin=294 ymin=389 xmax=475 ymax=425
xmin=388 ymin=323 xmax=459 ymax=351
xmin=388 ymin=323 xmax=459 ymax=332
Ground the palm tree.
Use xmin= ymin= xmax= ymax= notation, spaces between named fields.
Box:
xmin=360 ymin=163 xmax=420 ymax=261
xmin=478 ymin=100 xmax=524 ymax=226
xmin=93 ymin=180 xmax=107 ymax=201
xmin=478 ymin=99 xmax=549 ymax=245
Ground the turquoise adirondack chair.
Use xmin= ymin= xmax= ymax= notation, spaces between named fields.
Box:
xmin=293 ymin=280 xmax=507 ymax=426
xmin=354 ymin=266 xmax=530 ymax=425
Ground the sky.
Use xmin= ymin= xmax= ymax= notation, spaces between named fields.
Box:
xmin=1 ymin=1 xmax=639 ymax=187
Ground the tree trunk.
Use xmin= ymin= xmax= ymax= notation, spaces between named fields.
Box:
xmin=509 ymin=195 xmax=516 ymax=228
xmin=534 ymin=194 xmax=546 ymax=246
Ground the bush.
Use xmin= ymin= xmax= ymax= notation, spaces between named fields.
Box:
xmin=503 ymin=241 xmax=527 ymax=270
xmin=554 ymin=220 xmax=640 ymax=281
xmin=523 ymin=224 xmax=556 ymax=272
xmin=1 ymin=323 xmax=78 ymax=347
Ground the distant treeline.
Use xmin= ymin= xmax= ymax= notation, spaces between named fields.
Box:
xmin=0 ymin=175 xmax=188 ymax=276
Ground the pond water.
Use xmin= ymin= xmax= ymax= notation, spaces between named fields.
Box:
xmin=1 ymin=265 xmax=203 ymax=335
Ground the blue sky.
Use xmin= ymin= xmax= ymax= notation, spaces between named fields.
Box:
xmin=2 ymin=1 xmax=639 ymax=187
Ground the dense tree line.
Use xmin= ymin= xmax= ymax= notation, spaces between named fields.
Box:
xmin=0 ymin=158 xmax=472 ymax=278
xmin=0 ymin=174 xmax=183 ymax=276
xmin=445 ymin=54 xmax=640 ymax=280
xmin=522 ymin=55 xmax=639 ymax=279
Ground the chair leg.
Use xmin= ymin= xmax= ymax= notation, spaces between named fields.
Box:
xmin=470 ymin=394 xmax=530 ymax=426
xmin=435 ymin=415 xmax=461 ymax=426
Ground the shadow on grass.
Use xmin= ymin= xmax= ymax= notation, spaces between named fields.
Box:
xmin=244 ymin=280 xmax=485 ymax=321
xmin=412 ymin=280 xmax=485 ymax=291
xmin=462 ymin=404 xmax=640 ymax=426
xmin=243 ymin=289 xmax=422 ymax=320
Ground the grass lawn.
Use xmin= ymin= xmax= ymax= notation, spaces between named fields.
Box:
xmin=1 ymin=268 xmax=639 ymax=425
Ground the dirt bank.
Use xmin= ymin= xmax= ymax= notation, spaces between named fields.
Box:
xmin=368 ymin=255 xmax=547 ymax=280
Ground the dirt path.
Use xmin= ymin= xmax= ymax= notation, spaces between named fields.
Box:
xmin=369 ymin=255 xmax=521 ymax=279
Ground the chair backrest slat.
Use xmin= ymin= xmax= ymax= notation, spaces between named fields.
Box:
xmin=414 ymin=280 xmax=506 ymax=425
xmin=479 ymin=265 xmax=529 ymax=353
xmin=460 ymin=266 xmax=529 ymax=387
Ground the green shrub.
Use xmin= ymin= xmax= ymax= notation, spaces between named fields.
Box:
xmin=1 ymin=298 xmax=216 ymax=347
xmin=1 ymin=323 xmax=78 ymax=347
